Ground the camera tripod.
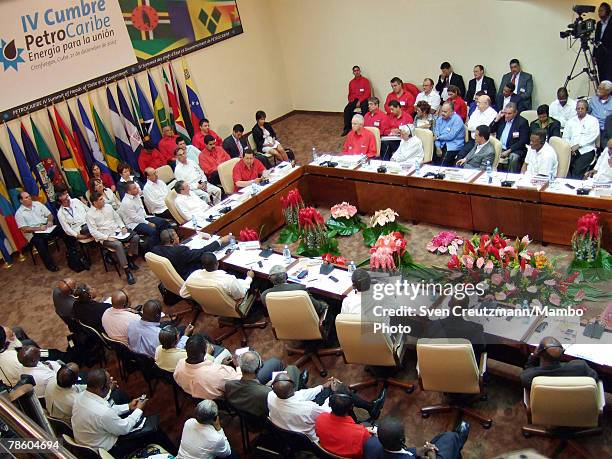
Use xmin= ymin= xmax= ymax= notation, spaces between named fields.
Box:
xmin=564 ymin=36 xmax=599 ymax=94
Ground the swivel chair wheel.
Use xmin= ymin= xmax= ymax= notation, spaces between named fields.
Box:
xmin=320 ymin=370 xmax=328 ymax=377
xmin=481 ymin=420 xmax=492 ymax=429
xmin=522 ymin=431 xmax=531 ymax=438
xmin=421 ymin=412 xmax=430 ymax=419
xmin=480 ymin=394 xmax=488 ymax=401
xmin=405 ymin=386 xmax=415 ymax=394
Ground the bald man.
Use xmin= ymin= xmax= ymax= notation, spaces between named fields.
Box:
xmin=102 ymin=291 xmax=141 ymax=345
xmin=17 ymin=345 xmax=62 ymax=397
xmin=52 ymin=278 xmax=77 ymax=327
xmin=520 ymin=336 xmax=599 ymax=388
xmin=44 ymin=362 xmax=85 ymax=421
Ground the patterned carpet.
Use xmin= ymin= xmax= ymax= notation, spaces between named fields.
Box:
xmin=0 ymin=113 xmax=610 ymax=458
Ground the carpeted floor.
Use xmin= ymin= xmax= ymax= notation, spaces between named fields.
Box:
xmin=0 ymin=113 xmax=610 ymax=458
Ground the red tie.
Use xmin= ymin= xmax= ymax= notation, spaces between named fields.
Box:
xmin=511 ymin=74 xmax=516 ymax=85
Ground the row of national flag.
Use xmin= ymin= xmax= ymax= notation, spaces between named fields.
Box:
xmin=0 ymin=60 xmax=207 ymax=263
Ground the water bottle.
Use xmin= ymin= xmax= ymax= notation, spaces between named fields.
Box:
xmin=522 ymin=299 xmax=530 ymax=325
xmin=414 ymin=162 xmax=421 ymax=175
xmin=283 ymin=244 xmax=291 ymax=263
xmin=348 ymin=261 xmax=356 ymax=274
xmin=191 ymin=215 xmax=198 ymax=230
xmin=229 ymin=233 xmax=236 ymax=249
xmin=312 ymin=147 xmax=318 ymax=163
xmin=486 ymin=161 xmax=493 ymax=184
xmin=549 ymin=170 xmax=556 ymax=187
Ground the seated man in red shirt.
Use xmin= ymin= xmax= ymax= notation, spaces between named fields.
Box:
xmin=384 ymin=77 xmax=415 ymax=115
xmin=158 ymin=126 xmax=179 ymax=164
xmin=447 ymin=85 xmax=468 ymax=121
xmin=138 ymin=141 xmax=167 ymax=174
xmin=315 ymin=393 xmax=374 ymax=459
xmin=233 ymin=150 xmax=267 ymax=189
xmin=342 ymin=114 xmax=377 ymax=158
xmin=198 ymin=135 xmax=231 ymax=186
xmin=363 ymin=97 xmax=388 ymax=134
xmin=381 ymin=100 xmax=414 ymax=160
xmin=192 ymin=118 xmax=222 ymax=150
xmin=342 ymin=65 xmax=371 ymax=137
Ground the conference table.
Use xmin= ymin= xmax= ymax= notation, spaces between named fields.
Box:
xmin=179 ymin=158 xmax=612 ymax=387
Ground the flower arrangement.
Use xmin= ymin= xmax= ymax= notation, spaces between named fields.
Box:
xmin=239 ymin=228 xmax=258 ymax=242
xmin=369 ymin=232 xmax=411 ymax=271
xmin=569 ymin=213 xmax=611 ymax=282
xmin=427 ymin=231 xmax=463 ymax=254
xmin=327 ymin=202 xmax=365 ymax=237
xmin=322 ymin=253 xmax=348 ymax=267
xmin=362 ymin=208 xmax=409 ymax=247
xmin=296 ymin=207 xmax=339 ymax=256
xmin=278 ymin=189 xmax=303 ymax=243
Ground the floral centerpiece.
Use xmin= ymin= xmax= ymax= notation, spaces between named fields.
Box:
xmin=362 ymin=208 xmax=409 ymax=247
xmin=443 ymin=230 xmax=589 ymax=308
xmin=369 ymin=232 xmax=410 ymax=271
xmin=427 ymin=231 xmax=463 ymax=254
xmin=296 ymin=207 xmax=339 ymax=256
xmin=569 ymin=213 xmax=611 ymax=282
xmin=326 ymin=202 xmax=365 ymax=237
xmin=278 ymin=189 xmax=303 ymax=243
xmin=239 ymin=227 xmax=259 ymax=242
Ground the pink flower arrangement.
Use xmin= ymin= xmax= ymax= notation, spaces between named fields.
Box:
xmin=369 ymin=232 xmax=408 ymax=271
xmin=427 ymin=231 xmax=463 ymax=254
xmin=330 ymin=202 xmax=357 ymax=219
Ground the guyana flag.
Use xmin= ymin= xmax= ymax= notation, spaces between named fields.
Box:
xmin=121 ymin=0 xmax=242 ymax=61
xmin=163 ymin=66 xmax=190 ymax=142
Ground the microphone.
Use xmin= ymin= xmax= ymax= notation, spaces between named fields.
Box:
xmin=501 ymin=163 xmax=514 ymax=187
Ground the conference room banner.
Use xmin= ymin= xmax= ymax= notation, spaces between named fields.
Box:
xmin=0 ymin=0 xmax=243 ymax=121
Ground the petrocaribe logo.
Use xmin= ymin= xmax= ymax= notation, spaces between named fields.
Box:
xmin=0 ymin=39 xmax=25 ymax=71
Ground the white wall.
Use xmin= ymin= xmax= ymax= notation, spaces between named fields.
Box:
xmin=271 ymin=0 xmax=601 ymax=111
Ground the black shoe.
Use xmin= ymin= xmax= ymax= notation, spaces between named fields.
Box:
xmin=128 ymin=260 xmax=139 ymax=271
xmin=46 ymin=264 xmax=60 ymax=272
xmin=126 ymin=270 xmax=136 ymax=285
xmin=341 ymin=129 xmax=350 ymax=137
xmin=298 ymin=370 xmax=309 ymax=389
xmin=368 ymin=387 xmax=387 ymax=420
xmin=455 ymin=420 xmax=470 ymax=449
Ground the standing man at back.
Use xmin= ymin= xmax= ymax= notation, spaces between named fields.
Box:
xmin=498 ymin=59 xmax=533 ymax=111
xmin=342 ymin=66 xmax=371 ymax=136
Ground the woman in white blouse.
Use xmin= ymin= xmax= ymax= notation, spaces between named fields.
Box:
xmin=390 ymin=125 xmax=424 ymax=167
xmin=90 ymin=179 xmax=120 ymax=211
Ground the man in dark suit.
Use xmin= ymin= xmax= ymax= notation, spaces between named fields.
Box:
xmin=225 ymin=350 xmax=302 ymax=419
xmin=595 ymin=2 xmax=612 ymax=81
xmin=492 ymin=102 xmax=530 ymax=172
xmin=222 ymin=124 xmax=272 ymax=169
xmin=498 ymin=58 xmax=533 ymax=111
xmin=520 ymin=336 xmax=599 ymax=388
xmin=424 ymin=295 xmax=486 ymax=363
xmin=261 ymin=265 xmax=328 ymax=315
xmin=465 ymin=64 xmax=496 ymax=105
xmin=151 ymin=228 xmax=229 ymax=280
xmin=72 ymin=284 xmax=110 ymax=333
xmin=435 ymin=61 xmax=466 ymax=101
xmin=495 ymin=82 xmax=521 ymax=113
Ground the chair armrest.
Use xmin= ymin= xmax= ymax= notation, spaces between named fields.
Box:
xmin=479 ymin=352 xmax=487 ymax=377
xmin=597 ymin=381 xmax=605 ymax=412
xmin=523 ymin=388 xmax=529 ymax=408
xmin=318 ymin=306 xmax=329 ymax=328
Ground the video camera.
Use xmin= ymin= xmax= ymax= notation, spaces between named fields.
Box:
xmin=560 ymin=5 xmax=596 ymax=39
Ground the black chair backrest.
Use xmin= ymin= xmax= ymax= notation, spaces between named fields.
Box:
xmin=266 ymin=418 xmax=316 ymax=456
xmin=47 ymin=415 xmax=73 ymax=439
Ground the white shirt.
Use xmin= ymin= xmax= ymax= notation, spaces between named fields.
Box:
xmin=593 ymin=148 xmax=612 ymax=182
xmin=143 ymin=179 xmax=170 ymax=215
xmin=511 ymin=72 xmax=520 ymax=94
xmin=44 ymin=379 xmax=86 ymax=422
xmin=549 ymin=98 xmax=577 ymax=129
xmin=72 ymin=390 xmax=143 ymax=451
xmin=15 ymin=201 xmax=51 ymax=241
xmin=175 ymin=159 xmax=208 ymax=190
xmin=467 ymin=106 xmax=497 ymax=138
xmin=21 ymin=360 xmax=62 ymax=397
xmin=475 ymin=77 xmax=483 ymax=93
xmin=118 ymin=194 xmax=147 ymax=230
xmin=341 ymin=291 xmax=362 ymax=314
xmin=391 ymin=136 xmax=424 ymax=166
xmin=525 ymin=142 xmax=558 ymax=177
xmin=57 ymin=199 xmax=89 ymax=238
xmin=102 ymin=308 xmax=141 ymax=345
xmin=185 ymin=145 xmax=202 ymax=164
xmin=86 ymin=204 xmax=126 ymax=242
xmin=415 ymin=90 xmax=441 ymax=111
xmin=177 ymin=419 xmax=232 ymax=459
xmin=175 ymin=192 xmax=210 ymax=221
xmin=0 ymin=349 xmax=23 ymax=386
xmin=181 ymin=269 xmax=252 ymax=300
xmin=562 ymin=114 xmax=600 ymax=155
xmin=267 ymin=385 xmax=330 ymax=441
